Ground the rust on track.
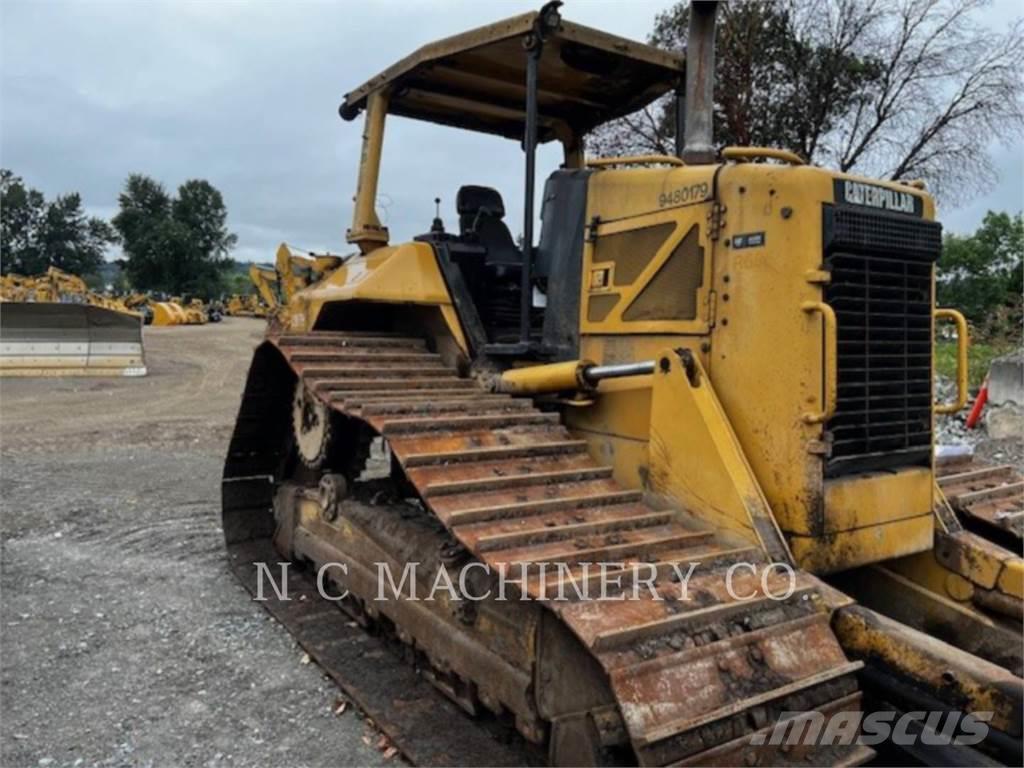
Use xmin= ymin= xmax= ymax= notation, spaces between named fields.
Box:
xmin=223 ymin=331 xmax=870 ymax=766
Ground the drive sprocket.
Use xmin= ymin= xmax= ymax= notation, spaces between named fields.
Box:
xmin=292 ymin=380 xmax=330 ymax=468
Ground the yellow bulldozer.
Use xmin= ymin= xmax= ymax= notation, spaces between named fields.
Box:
xmin=122 ymin=294 xmax=210 ymax=326
xmin=222 ymin=4 xmax=1022 ymax=765
xmin=225 ymin=292 xmax=269 ymax=318
xmin=0 ymin=267 xmax=147 ymax=377
xmin=244 ymin=245 xmax=345 ymax=315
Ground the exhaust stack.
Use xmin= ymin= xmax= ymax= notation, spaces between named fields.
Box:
xmin=682 ymin=1 xmax=718 ymax=164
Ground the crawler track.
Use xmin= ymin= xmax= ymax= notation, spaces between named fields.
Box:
xmin=938 ymin=456 xmax=1023 ymax=550
xmin=223 ymin=331 xmax=872 ymax=766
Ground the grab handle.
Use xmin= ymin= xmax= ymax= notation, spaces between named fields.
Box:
xmin=801 ymin=301 xmax=838 ymax=424
xmin=935 ymin=309 xmax=969 ymax=414
xmin=586 ymin=155 xmax=685 ymax=168
xmin=723 ymin=147 xmax=806 ymax=166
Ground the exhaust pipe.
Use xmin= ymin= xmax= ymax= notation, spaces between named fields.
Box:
xmin=682 ymin=1 xmax=718 ymax=164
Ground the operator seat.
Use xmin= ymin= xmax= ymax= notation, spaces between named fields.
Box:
xmin=456 ymin=186 xmax=521 ymax=273
xmin=454 ymin=185 xmax=527 ymax=342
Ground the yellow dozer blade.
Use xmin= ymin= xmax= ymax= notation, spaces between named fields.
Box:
xmin=0 ymin=302 xmax=147 ymax=377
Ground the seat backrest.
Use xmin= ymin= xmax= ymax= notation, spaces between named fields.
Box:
xmin=457 ymin=185 xmax=505 ymax=231
xmin=456 ymin=185 xmax=520 ymax=267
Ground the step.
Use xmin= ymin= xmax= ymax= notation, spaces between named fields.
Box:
xmin=313 ymin=377 xmax=475 ymax=392
xmin=278 ymin=333 xmax=425 ymax=349
xmin=304 ymin=366 xmax=452 ymax=380
xmin=938 ymin=464 xmax=1017 ymax=488
xmin=362 ymin=397 xmax=529 ymax=418
xmin=958 ymin=481 xmax=1024 ymax=505
xmin=667 ymin=692 xmax=872 ymax=767
xmin=283 ymin=329 xmax=415 ymax=339
xmin=591 ymin=586 xmax=816 ymax=652
xmin=401 ymin=440 xmax=589 ymax=468
xmin=498 ymin=526 xmax=714 ymax=572
xmin=289 ymin=351 xmax=441 ymax=364
xmin=381 ymin=412 xmax=560 ymax=436
xmin=474 ymin=511 xmax=673 ymax=553
xmin=532 ymin=545 xmax=763 ymax=600
xmin=611 ymin=613 xmax=862 ymax=746
xmin=445 ymin=489 xmax=644 ymax=527
xmin=332 ymin=391 xmax=487 ymax=406
xmin=635 ymin=660 xmax=863 ymax=746
xmin=423 ymin=465 xmax=614 ymax=498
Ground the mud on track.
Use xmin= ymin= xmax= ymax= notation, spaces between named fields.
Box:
xmin=1 ymin=319 xmax=394 ymax=767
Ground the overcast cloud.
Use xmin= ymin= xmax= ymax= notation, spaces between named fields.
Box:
xmin=2 ymin=0 xmax=1022 ymax=266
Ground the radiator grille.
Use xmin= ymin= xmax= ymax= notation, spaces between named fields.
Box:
xmin=823 ymin=206 xmax=940 ymax=477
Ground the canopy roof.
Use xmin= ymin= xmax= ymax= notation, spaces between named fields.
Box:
xmin=339 ymin=8 xmax=684 ymax=143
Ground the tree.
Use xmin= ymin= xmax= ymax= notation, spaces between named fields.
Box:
xmin=112 ymin=174 xmax=237 ymax=298
xmin=224 ymin=263 xmax=258 ymax=297
xmin=590 ymin=0 xmax=1024 ymax=201
xmin=35 ymin=194 xmax=116 ymax=276
xmin=0 ymin=170 xmax=115 ymax=276
xmin=0 ymin=170 xmax=45 ymax=274
xmin=938 ymin=211 xmax=1023 ymax=338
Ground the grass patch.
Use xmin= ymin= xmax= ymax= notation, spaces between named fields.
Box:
xmin=935 ymin=338 xmax=1018 ymax=389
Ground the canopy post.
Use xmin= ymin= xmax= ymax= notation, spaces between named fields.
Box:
xmin=518 ymin=1 xmax=563 ymax=347
xmin=347 ymin=89 xmax=390 ymax=254
xmin=520 ymin=40 xmax=540 ymax=344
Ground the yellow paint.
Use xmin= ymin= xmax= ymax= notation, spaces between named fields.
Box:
xmin=586 ymin=155 xmax=685 ymax=168
xmin=283 ymin=147 xmax=961 ymax=575
xmin=945 ymin=572 xmax=975 ymax=602
xmin=580 ymin=184 xmax=714 ymax=336
xmin=296 ymin=240 xmax=468 ymax=354
xmin=347 ymin=89 xmax=391 ymax=253
xmin=225 ymin=293 xmax=268 ymax=318
xmin=150 ymin=301 xmax=189 ymax=326
xmin=798 ymin=301 xmax=836 ymax=423
xmin=645 ymin=350 xmax=791 ymax=562
xmin=789 ymin=514 xmax=934 ymax=575
xmin=577 ymin=161 xmax=940 ymax=570
xmin=721 ymin=146 xmax=805 ymax=165
xmin=998 ymin=559 xmax=1023 ymax=599
xmin=499 ymin=360 xmax=592 ymax=395
xmin=585 ymin=165 xmax=718 ymax=223
xmin=934 ymin=308 xmax=969 ymax=413
xmin=250 ymin=263 xmax=280 ymax=310
xmin=821 ymin=469 xmax=932 ymax=535
xmin=833 ymin=607 xmax=1020 ymax=734
xmin=889 ymin=546 xmax=973 ymax=604
xmin=889 ymin=524 xmax=1024 ymax=611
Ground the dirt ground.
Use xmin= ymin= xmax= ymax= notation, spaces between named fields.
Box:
xmin=0 ymin=319 xmax=392 ymax=767
xmin=3 ymin=319 xmax=1019 ymax=768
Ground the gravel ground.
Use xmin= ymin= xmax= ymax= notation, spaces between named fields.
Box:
xmin=1 ymin=319 xmax=391 ymax=768
xmin=935 ymin=374 xmax=1023 ymax=467
xmin=2 ymin=321 xmax=1018 ymax=768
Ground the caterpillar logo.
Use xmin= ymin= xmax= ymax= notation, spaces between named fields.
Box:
xmin=835 ymin=179 xmax=922 ymax=216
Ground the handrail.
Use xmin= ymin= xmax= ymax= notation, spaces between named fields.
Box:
xmin=586 ymin=154 xmax=686 ymax=168
xmin=801 ymin=301 xmax=838 ymax=424
xmin=722 ymin=147 xmax=806 ymax=166
xmin=935 ymin=309 xmax=969 ymax=414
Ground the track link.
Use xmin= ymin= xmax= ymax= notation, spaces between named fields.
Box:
xmin=225 ymin=332 xmax=870 ymax=766
xmin=938 ymin=456 xmax=1024 ymax=547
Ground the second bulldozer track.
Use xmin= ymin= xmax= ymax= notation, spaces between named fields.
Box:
xmin=938 ymin=456 xmax=1024 ymax=548
xmin=225 ymin=330 xmax=872 ymax=766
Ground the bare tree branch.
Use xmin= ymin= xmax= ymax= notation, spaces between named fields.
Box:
xmin=589 ymin=0 xmax=1024 ymax=205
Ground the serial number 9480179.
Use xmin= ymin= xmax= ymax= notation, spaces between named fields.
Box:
xmin=658 ymin=182 xmax=710 ymax=208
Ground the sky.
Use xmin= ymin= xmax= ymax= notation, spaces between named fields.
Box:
xmin=2 ymin=0 xmax=1022 ymax=266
